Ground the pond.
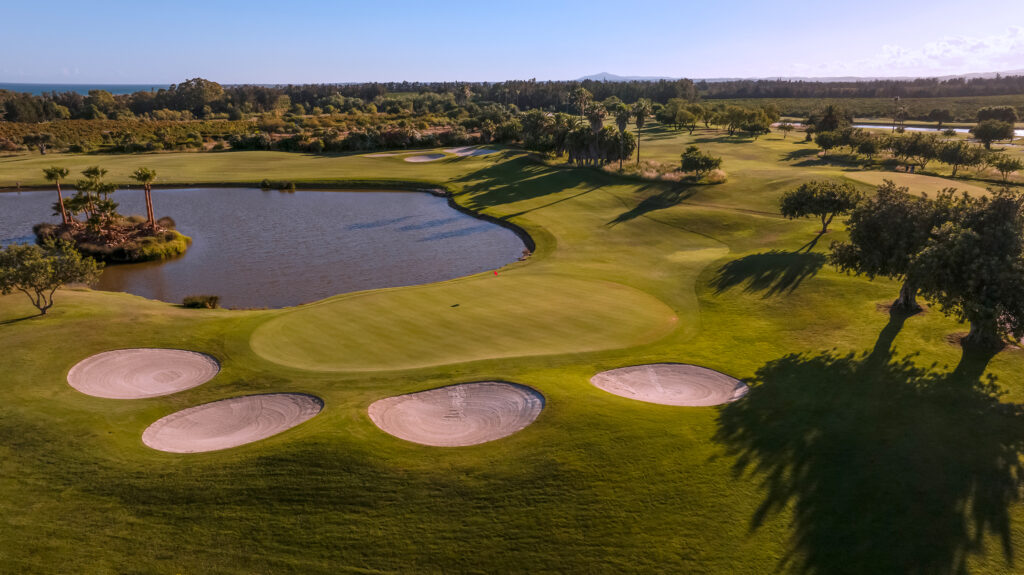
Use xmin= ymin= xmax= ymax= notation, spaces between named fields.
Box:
xmin=0 ymin=188 xmax=527 ymax=308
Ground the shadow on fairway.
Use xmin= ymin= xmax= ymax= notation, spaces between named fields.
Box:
xmin=781 ymin=148 xmax=820 ymax=162
xmin=715 ymin=321 xmax=1020 ymax=575
xmin=455 ymin=156 xmax=580 ymax=212
xmin=710 ymin=249 xmax=826 ymax=297
xmin=608 ymin=185 xmax=697 ymax=225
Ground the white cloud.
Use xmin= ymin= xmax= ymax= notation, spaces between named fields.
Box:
xmin=784 ymin=27 xmax=1024 ymax=77
xmin=856 ymin=27 xmax=1024 ymax=75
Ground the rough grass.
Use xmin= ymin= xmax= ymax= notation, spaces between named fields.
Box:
xmin=2 ymin=134 xmax=1024 ymax=574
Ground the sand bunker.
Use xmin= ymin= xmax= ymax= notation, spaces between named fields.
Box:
xmin=590 ymin=363 xmax=748 ymax=406
xmin=67 ymin=349 xmax=220 ymax=399
xmin=443 ymin=146 xmax=498 ymax=157
xmin=404 ymin=153 xmax=445 ymax=163
xmin=142 ymin=393 xmax=323 ymax=453
xmin=368 ymin=382 xmax=544 ymax=446
xmin=364 ymin=152 xmax=405 ymax=158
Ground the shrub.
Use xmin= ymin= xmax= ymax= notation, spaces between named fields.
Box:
xmin=183 ymin=294 xmax=220 ymax=309
xmin=703 ymin=169 xmax=729 ymax=184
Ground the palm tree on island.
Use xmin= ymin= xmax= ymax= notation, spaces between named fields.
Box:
xmin=43 ymin=166 xmax=71 ymax=225
xmin=130 ymin=167 xmax=158 ymax=230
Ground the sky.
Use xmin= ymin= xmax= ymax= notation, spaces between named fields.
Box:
xmin=2 ymin=0 xmax=1024 ymax=84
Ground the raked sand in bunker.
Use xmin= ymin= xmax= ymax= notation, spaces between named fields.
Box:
xmin=368 ymin=382 xmax=544 ymax=446
xmin=67 ymin=349 xmax=220 ymax=399
xmin=590 ymin=363 xmax=748 ymax=406
xmin=142 ymin=393 xmax=323 ymax=453
xmin=443 ymin=146 xmax=499 ymax=157
xmin=403 ymin=153 xmax=446 ymax=162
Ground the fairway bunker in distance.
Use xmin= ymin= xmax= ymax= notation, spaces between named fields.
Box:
xmin=142 ymin=393 xmax=323 ymax=453
xmin=443 ymin=146 xmax=498 ymax=157
xmin=590 ymin=363 xmax=748 ymax=406
xmin=67 ymin=349 xmax=220 ymax=399
xmin=404 ymin=153 xmax=445 ymax=162
xmin=368 ymin=382 xmax=544 ymax=446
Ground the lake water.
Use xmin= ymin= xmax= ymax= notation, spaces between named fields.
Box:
xmin=0 ymin=188 xmax=526 ymax=308
xmin=853 ymin=124 xmax=1024 ymax=137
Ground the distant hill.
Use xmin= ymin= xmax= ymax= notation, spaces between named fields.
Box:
xmin=577 ymin=72 xmax=676 ymax=82
xmin=578 ymin=70 xmax=1024 ymax=83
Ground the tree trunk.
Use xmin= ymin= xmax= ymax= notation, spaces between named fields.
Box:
xmin=951 ymin=164 xmax=959 ymax=177
xmin=56 ymin=182 xmax=69 ymax=225
xmin=636 ymin=124 xmax=641 ymax=166
xmin=820 ymin=213 xmax=835 ymax=233
xmin=963 ymin=318 xmax=1002 ymax=349
xmin=145 ymin=185 xmax=156 ymax=230
xmin=892 ymin=279 xmax=921 ymax=312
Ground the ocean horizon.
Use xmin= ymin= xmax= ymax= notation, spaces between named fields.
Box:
xmin=0 ymin=83 xmax=171 ymax=96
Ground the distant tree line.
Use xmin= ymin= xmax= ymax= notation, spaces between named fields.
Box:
xmin=695 ymin=75 xmax=1024 ymax=99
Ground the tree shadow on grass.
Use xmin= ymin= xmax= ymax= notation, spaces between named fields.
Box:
xmin=710 ymin=248 xmax=826 ymax=297
xmin=0 ymin=314 xmax=41 ymax=326
xmin=782 ymin=148 xmax=821 ymax=162
xmin=715 ymin=324 xmax=1020 ymax=575
xmin=608 ymin=185 xmax=697 ymax=226
xmin=452 ymin=156 xmax=603 ymax=216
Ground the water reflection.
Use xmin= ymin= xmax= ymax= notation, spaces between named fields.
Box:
xmin=0 ymin=188 xmax=526 ymax=308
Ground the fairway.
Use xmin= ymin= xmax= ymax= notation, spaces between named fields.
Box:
xmin=251 ymin=273 xmax=679 ymax=371
xmin=3 ymin=124 xmax=1024 ymax=575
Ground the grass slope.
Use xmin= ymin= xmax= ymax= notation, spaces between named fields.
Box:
xmin=2 ymin=129 xmax=1024 ymax=574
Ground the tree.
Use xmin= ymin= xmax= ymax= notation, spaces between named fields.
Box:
xmin=779 ymin=179 xmax=861 ymax=233
xmin=937 ymin=140 xmax=986 ymax=177
xmin=0 ymin=240 xmax=102 ymax=316
xmin=807 ymin=104 xmax=852 ymax=133
xmin=814 ymin=131 xmax=839 ymax=156
xmin=570 ymin=86 xmax=592 ymax=116
xmin=971 ymin=120 xmax=1015 ymax=149
xmin=977 ymin=106 xmax=1018 ymax=124
xmin=829 ymin=181 xmax=941 ymax=312
xmin=989 ymin=154 xmax=1024 ymax=182
xmin=130 ymin=167 xmax=158 ymax=229
xmin=679 ymin=145 xmax=722 ymax=178
xmin=778 ymin=122 xmax=795 ymax=139
xmin=632 ymin=98 xmax=651 ymax=166
xmin=23 ymin=132 xmax=54 ymax=154
xmin=927 ymin=108 xmax=953 ymax=128
xmin=613 ymin=104 xmax=632 ymax=169
xmin=912 ymin=191 xmax=1024 ymax=348
xmin=43 ymin=166 xmax=71 ymax=225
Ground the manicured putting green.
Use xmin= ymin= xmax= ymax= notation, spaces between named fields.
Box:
xmin=251 ymin=274 xmax=679 ymax=371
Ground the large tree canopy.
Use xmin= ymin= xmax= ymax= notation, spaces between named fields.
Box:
xmin=912 ymin=190 xmax=1024 ymax=348
xmin=780 ymin=180 xmax=862 ymax=233
xmin=0 ymin=240 xmax=102 ymax=315
xmin=829 ymin=181 xmax=944 ymax=311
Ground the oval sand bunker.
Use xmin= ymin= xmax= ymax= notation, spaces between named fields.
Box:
xmin=591 ymin=363 xmax=748 ymax=406
xmin=142 ymin=393 xmax=323 ymax=453
xmin=67 ymin=349 xmax=220 ymax=399
xmin=404 ymin=153 xmax=445 ymax=162
xmin=368 ymin=382 xmax=544 ymax=446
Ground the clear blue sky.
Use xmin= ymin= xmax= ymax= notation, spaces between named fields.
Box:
xmin=3 ymin=0 xmax=1023 ymax=83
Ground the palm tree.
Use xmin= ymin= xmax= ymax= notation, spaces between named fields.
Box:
xmin=614 ymin=104 xmax=632 ymax=170
xmin=43 ymin=166 xmax=70 ymax=224
xmin=130 ymin=167 xmax=158 ymax=230
xmin=632 ymin=98 xmax=652 ymax=166
xmin=570 ymin=86 xmax=592 ymax=117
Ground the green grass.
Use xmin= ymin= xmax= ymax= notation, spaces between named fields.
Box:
xmin=252 ymin=273 xmax=679 ymax=371
xmin=2 ymin=133 xmax=1024 ymax=574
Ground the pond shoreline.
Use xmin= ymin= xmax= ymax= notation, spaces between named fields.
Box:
xmin=2 ymin=181 xmax=537 ymax=256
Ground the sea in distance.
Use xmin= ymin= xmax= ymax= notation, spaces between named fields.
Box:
xmin=0 ymin=83 xmax=171 ymax=95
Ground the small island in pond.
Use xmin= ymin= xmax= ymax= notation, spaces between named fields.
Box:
xmin=32 ymin=166 xmax=191 ymax=263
